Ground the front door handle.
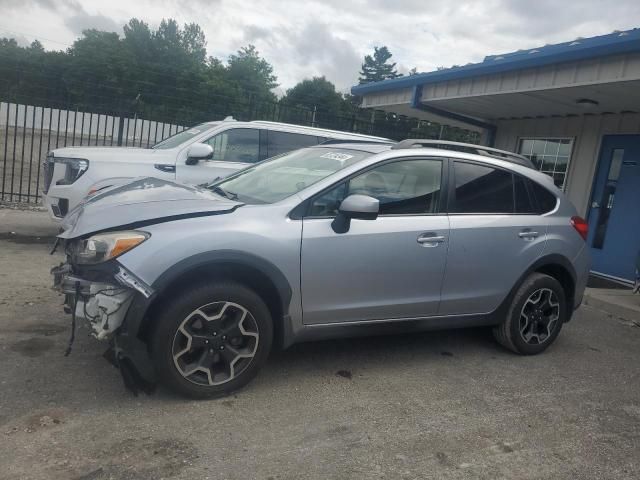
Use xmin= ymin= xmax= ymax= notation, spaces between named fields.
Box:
xmin=417 ymin=233 xmax=446 ymax=247
xmin=518 ymin=229 xmax=539 ymax=240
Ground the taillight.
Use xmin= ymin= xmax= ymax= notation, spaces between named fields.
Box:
xmin=571 ymin=216 xmax=588 ymax=241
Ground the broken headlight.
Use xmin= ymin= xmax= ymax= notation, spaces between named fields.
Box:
xmin=73 ymin=231 xmax=150 ymax=264
xmin=55 ymin=157 xmax=89 ymax=185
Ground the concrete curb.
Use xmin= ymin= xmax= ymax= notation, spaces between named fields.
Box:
xmin=0 ymin=207 xmax=59 ymax=238
xmin=583 ymin=288 xmax=640 ymax=324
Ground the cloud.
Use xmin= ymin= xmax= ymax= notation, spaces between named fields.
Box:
xmin=243 ymin=25 xmax=270 ymax=43
xmin=282 ymin=21 xmax=362 ymax=91
xmin=0 ymin=0 xmax=80 ymax=11
xmin=1 ymin=0 xmax=639 ymax=91
xmin=8 ymin=33 xmax=32 ymax=47
xmin=64 ymin=12 xmax=123 ymax=36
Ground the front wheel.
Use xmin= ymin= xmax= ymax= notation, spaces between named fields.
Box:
xmin=493 ymin=273 xmax=567 ymax=355
xmin=150 ymin=282 xmax=273 ymax=399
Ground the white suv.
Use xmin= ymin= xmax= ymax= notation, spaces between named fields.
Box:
xmin=42 ymin=118 xmax=389 ymax=220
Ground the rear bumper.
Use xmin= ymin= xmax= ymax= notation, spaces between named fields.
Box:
xmin=572 ymin=244 xmax=591 ymax=311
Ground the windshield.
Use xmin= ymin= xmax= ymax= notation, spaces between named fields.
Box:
xmin=209 ymin=148 xmax=371 ymax=204
xmin=151 ymin=123 xmax=219 ymax=149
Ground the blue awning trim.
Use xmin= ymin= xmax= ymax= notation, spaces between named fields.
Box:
xmin=352 ymin=28 xmax=640 ymax=96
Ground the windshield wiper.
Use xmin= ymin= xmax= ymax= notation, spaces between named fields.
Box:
xmin=211 ymin=185 xmax=238 ymax=200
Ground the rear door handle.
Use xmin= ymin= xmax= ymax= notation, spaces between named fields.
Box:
xmin=417 ymin=233 xmax=446 ymax=247
xmin=518 ymin=229 xmax=539 ymax=240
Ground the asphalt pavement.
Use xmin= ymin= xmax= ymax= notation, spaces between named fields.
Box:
xmin=0 ymin=232 xmax=639 ymax=479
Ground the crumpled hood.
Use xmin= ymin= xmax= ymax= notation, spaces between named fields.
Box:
xmin=59 ymin=177 xmax=242 ymax=239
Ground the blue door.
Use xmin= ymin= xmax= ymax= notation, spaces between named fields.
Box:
xmin=588 ymin=135 xmax=640 ymax=282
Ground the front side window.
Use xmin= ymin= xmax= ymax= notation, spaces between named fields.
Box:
xmin=151 ymin=123 xmax=218 ymax=149
xmin=518 ymin=138 xmax=573 ymax=189
xmin=452 ymin=162 xmax=514 ymax=214
xmin=210 ymin=148 xmax=370 ymax=204
xmin=310 ymin=159 xmax=442 ymax=217
xmin=204 ymin=128 xmax=260 ymax=163
xmin=267 ymin=131 xmax=319 ymax=157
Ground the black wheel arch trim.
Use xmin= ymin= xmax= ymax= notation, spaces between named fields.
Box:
xmin=120 ymin=250 xmax=293 ymax=341
xmin=495 ymin=253 xmax=577 ymax=323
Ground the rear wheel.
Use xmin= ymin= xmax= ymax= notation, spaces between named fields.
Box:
xmin=150 ymin=282 xmax=273 ymax=399
xmin=493 ymin=273 xmax=566 ymax=355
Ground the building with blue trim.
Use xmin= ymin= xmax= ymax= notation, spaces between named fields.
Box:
xmin=352 ymin=29 xmax=640 ymax=283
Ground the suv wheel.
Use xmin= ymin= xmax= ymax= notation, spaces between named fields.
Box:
xmin=151 ymin=282 xmax=273 ymax=399
xmin=493 ymin=273 xmax=566 ymax=355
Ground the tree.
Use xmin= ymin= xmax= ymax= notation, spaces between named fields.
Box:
xmin=282 ymin=77 xmax=343 ymax=113
xmin=226 ymin=45 xmax=278 ymax=102
xmin=358 ymin=46 xmax=400 ymax=84
xmin=180 ymin=23 xmax=207 ymax=63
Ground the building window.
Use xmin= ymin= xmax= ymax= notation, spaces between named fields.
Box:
xmin=518 ymin=138 xmax=573 ymax=189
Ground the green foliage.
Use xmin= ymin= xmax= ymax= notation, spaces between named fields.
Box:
xmin=0 ymin=19 xmax=278 ymax=123
xmin=227 ymin=45 xmax=278 ymax=101
xmin=282 ymin=77 xmax=345 ymax=114
xmin=0 ymin=21 xmax=479 ymax=143
xmin=358 ymin=46 xmax=400 ymax=84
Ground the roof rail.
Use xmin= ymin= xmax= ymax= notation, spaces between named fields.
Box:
xmin=318 ymin=138 xmax=394 ymax=145
xmin=391 ymin=139 xmax=534 ymax=168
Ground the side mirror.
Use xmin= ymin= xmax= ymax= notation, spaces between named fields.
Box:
xmin=331 ymin=194 xmax=379 ymax=233
xmin=186 ymin=143 xmax=214 ymax=165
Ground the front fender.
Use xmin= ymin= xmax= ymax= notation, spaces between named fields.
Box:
xmin=120 ymin=250 xmax=293 ymax=339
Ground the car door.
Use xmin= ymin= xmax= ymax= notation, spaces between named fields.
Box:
xmin=175 ymin=128 xmax=263 ymax=185
xmin=438 ymin=160 xmax=548 ymax=315
xmin=301 ymin=157 xmax=449 ymax=324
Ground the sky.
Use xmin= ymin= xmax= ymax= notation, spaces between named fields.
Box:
xmin=1 ymin=0 xmax=639 ymax=94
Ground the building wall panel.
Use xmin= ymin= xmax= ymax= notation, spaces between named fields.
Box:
xmin=495 ymin=112 xmax=640 ymax=216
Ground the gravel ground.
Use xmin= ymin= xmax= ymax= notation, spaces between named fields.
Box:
xmin=0 ymin=237 xmax=639 ymax=480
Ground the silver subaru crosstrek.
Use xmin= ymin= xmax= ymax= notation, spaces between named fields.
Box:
xmin=52 ymin=140 xmax=590 ymax=398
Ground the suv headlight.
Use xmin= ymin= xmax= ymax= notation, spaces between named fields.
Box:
xmin=73 ymin=231 xmax=150 ymax=264
xmin=55 ymin=158 xmax=89 ymax=185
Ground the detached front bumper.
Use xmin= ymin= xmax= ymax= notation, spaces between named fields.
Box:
xmin=52 ymin=263 xmax=138 ymax=340
xmin=52 ymin=261 xmax=158 ymax=390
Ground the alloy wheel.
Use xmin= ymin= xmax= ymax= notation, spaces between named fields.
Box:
xmin=172 ymin=301 xmax=259 ymax=386
xmin=519 ymin=288 xmax=560 ymax=345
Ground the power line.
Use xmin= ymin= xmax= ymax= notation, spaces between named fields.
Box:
xmin=0 ymin=26 xmax=73 ymax=49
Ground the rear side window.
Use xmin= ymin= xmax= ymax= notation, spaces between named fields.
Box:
xmin=529 ymin=181 xmax=558 ymax=213
xmin=514 ymin=175 xmax=536 ymax=214
xmin=452 ymin=162 xmax=514 ymax=214
xmin=267 ymin=131 xmax=319 ymax=157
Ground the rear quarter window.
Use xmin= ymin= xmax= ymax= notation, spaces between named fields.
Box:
xmin=529 ymin=180 xmax=558 ymax=213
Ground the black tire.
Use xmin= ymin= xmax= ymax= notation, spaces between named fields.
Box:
xmin=493 ymin=273 xmax=567 ymax=355
xmin=150 ymin=281 xmax=273 ymax=399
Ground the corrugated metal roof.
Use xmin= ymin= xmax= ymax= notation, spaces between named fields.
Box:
xmin=352 ymin=28 xmax=640 ymax=96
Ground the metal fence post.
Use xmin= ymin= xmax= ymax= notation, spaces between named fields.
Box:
xmin=117 ymin=112 xmax=125 ymax=146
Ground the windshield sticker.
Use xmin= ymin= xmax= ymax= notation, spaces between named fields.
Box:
xmin=320 ymin=152 xmax=353 ymax=161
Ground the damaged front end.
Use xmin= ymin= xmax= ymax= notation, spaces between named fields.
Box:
xmin=52 ymin=263 xmax=142 ymax=340
xmin=52 ymin=237 xmax=157 ymax=395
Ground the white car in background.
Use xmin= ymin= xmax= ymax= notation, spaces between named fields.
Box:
xmin=42 ymin=118 xmax=389 ymax=220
